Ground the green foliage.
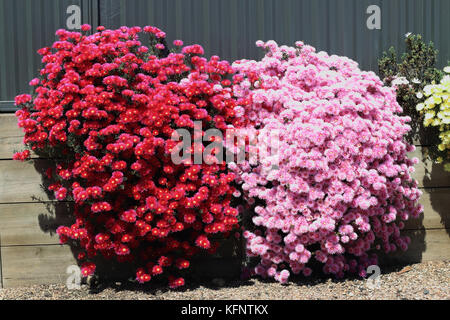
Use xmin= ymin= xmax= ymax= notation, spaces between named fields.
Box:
xmin=378 ymin=34 xmax=444 ymax=160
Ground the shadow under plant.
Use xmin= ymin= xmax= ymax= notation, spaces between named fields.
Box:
xmin=32 ymin=158 xmax=243 ymax=288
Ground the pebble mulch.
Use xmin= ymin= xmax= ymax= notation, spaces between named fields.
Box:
xmin=0 ymin=260 xmax=448 ymax=300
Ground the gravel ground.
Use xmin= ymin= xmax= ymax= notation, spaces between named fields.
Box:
xmin=0 ymin=260 xmax=449 ymax=300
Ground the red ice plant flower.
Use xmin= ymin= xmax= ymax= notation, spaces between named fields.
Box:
xmin=14 ymin=25 xmax=246 ymax=288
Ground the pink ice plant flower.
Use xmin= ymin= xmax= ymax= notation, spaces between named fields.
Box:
xmin=232 ymin=40 xmax=423 ymax=282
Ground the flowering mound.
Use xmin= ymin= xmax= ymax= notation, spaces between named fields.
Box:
xmin=14 ymin=25 xmax=244 ymax=288
xmin=416 ymin=66 xmax=450 ymax=171
xmin=231 ymin=40 xmax=423 ymax=283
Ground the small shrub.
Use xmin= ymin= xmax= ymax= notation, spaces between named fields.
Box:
xmin=13 ymin=25 xmax=244 ymax=288
xmin=231 ymin=40 xmax=423 ymax=283
xmin=378 ymin=33 xmax=443 ymax=157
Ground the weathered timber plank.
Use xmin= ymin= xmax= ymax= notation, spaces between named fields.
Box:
xmin=1 ymin=229 xmax=448 ymax=288
xmin=0 ymin=112 xmax=448 ymax=173
xmin=0 ymin=114 xmax=35 ymax=159
xmin=409 ymin=148 xmax=450 ymax=188
xmin=0 ymin=202 xmax=74 ymax=246
xmin=0 ymin=243 xmax=241 ymax=288
xmin=0 ymin=152 xmax=449 ymax=203
xmin=0 ymin=186 xmax=448 ymax=246
xmin=379 ymin=228 xmax=450 ymax=267
xmin=1 ymin=244 xmax=77 ymax=288
xmin=0 ymin=113 xmax=442 ymax=148
xmin=404 ymin=187 xmax=450 ymax=230
xmin=14 ymin=111 xmax=440 ymax=161
xmin=0 ymin=159 xmax=53 ymax=203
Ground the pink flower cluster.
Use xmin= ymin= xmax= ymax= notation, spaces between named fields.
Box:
xmin=231 ymin=40 xmax=423 ymax=283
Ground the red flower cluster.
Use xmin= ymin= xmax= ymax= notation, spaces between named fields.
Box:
xmin=14 ymin=25 xmax=245 ymax=288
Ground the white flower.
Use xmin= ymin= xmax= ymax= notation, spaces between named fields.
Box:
xmin=416 ymin=92 xmax=423 ymax=99
xmin=391 ymin=76 xmax=409 ymax=86
xmin=444 ymin=66 xmax=450 ymax=74
xmin=411 ymin=78 xmax=421 ymax=84
xmin=405 ymin=32 xmax=412 ymax=38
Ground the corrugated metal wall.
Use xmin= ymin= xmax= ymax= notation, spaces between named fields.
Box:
xmin=1 ymin=0 xmax=449 ymax=111
xmin=0 ymin=0 xmax=99 ymax=111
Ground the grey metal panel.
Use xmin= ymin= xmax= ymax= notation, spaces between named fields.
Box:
xmin=98 ymin=0 xmax=449 ymax=70
xmin=1 ymin=0 xmax=449 ymax=111
xmin=0 ymin=0 xmax=98 ymax=111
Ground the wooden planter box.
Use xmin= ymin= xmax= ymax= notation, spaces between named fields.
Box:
xmin=0 ymin=113 xmax=449 ymax=288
